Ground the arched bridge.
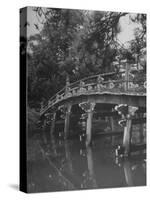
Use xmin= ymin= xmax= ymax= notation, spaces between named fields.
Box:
xmin=40 ymin=72 xmax=146 ymax=156
xmin=40 ymin=72 xmax=146 ymax=116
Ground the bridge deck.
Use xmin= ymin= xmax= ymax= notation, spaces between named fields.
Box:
xmin=40 ymin=73 xmax=146 ymax=116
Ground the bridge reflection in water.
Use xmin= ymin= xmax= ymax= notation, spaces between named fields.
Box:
xmin=27 ymin=113 xmax=146 ymax=193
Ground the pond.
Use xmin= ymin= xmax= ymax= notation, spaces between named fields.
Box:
xmin=27 ymin=115 xmax=146 ymax=193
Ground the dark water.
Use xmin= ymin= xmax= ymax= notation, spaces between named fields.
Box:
xmin=27 ymin=116 xmax=146 ymax=193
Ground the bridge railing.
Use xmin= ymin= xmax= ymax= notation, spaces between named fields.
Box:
xmin=41 ymin=73 xmax=113 ymax=112
xmin=40 ymin=74 xmax=146 ymax=116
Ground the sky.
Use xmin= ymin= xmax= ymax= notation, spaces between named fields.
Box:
xmin=21 ymin=7 xmax=141 ymax=46
xmin=117 ymin=14 xmax=140 ymax=45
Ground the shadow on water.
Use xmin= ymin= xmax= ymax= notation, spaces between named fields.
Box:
xmin=27 ymin=115 xmax=146 ymax=193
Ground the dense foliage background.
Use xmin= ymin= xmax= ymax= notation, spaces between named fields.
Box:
xmin=20 ymin=8 xmax=146 ymax=109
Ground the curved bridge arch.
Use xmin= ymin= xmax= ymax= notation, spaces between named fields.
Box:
xmin=40 ymin=72 xmax=146 ymax=156
xmin=40 ymin=72 xmax=146 ymax=116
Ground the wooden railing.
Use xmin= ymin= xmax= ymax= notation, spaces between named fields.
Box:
xmin=40 ymin=73 xmax=146 ymax=116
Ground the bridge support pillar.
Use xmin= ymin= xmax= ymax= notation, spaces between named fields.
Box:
xmin=115 ymin=104 xmax=138 ymax=156
xmin=64 ymin=104 xmax=72 ymax=139
xmin=123 ymin=119 xmax=132 ymax=156
xmin=86 ymin=110 xmax=94 ymax=146
xmin=79 ymin=102 xmax=96 ymax=146
xmin=59 ymin=104 xmax=72 ymax=139
xmin=110 ymin=116 xmax=116 ymax=145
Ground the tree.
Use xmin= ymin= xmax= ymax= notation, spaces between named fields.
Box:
xmin=27 ymin=8 xmax=128 ymax=108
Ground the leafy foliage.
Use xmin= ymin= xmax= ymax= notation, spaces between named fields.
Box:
xmin=26 ymin=8 xmax=146 ymax=108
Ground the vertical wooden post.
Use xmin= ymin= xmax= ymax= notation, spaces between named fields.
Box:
xmin=123 ymin=119 xmax=132 ymax=156
xmin=86 ymin=110 xmax=93 ymax=146
xmin=115 ymin=104 xmax=138 ymax=156
xmin=110 ymin=116 xmax=115 ymax=145
xmin=79 ymin=102 xmax=95 ymax=146
xmin=50 ymin=112 xmax=56 ymax=137
xmin=64 ymin=104 xmax=72 ymax=139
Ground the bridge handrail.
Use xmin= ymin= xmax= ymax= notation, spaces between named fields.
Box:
xmin=41 ymin=75 xmax=146 ymax=115
xmin=43 ymin=72 xmax=118 ymax=109
xmin=43 ymin=71 xmax=135 ymax=106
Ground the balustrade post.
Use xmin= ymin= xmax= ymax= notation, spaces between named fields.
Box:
xmin=97 ymin=75 xmax=104 ymax=91
xmin=79 ymin=102 xmax=96 ymax=146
